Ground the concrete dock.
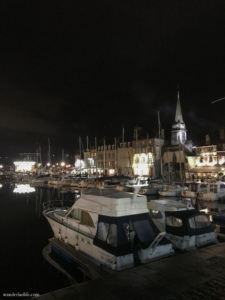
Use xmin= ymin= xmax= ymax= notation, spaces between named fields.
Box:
xmin=34 ymin=243 xmax=225 ymax=300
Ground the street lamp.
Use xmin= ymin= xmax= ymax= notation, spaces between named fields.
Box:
xmin=61 ymin=162 xmax=65 ymax=167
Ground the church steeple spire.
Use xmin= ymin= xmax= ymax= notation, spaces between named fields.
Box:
xmin=175 ymin=87 xmax=184 ymax=123
xmin=171 ymin=87 xmax=187 ymax=146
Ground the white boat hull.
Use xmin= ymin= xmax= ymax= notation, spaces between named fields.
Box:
xmin=45 ymin=216 xmax=133 ymax=271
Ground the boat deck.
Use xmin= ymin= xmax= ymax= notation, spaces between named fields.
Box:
xmin=34 ymin=242 xmax=225 ymax=300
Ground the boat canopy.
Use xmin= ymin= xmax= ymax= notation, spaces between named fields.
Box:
xmin=148 ymin=200 xmax=188 ymax=212
xmin=93 ymin=212 xmax=169 ymax=255
xmin=72 ymin=188 xmax=148 ymax=217
xmin=165 ymin=210 xmax=214 ymax=237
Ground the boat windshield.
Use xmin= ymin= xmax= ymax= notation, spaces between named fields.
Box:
xmin=189 ymin=215 xmax=210 ymax=229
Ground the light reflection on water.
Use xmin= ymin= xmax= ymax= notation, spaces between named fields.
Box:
xmin=0 ymin=182 xmax=78 ymax=296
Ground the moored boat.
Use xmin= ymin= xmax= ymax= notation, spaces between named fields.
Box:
xmin=43 ymin=186 xmax=174 ymax=271
xmin=148 ymin=199 xmax=218 ymax=251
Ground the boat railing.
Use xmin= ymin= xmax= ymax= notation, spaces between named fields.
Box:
xmin=43 ymin=200 xmax=74 ymax=211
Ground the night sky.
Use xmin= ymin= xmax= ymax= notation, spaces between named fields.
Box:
xmin=1 ymin=1 xmax=225 ymax=163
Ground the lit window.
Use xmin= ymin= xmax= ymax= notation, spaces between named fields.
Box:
xmin=166 ymin=216 xmax=182 ymax=227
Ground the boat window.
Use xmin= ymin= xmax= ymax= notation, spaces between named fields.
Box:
xmin=195 ymin=215 xmax=210 ymax=228
xmin=220 ymin=185 xmax=225 ymax=189
xmin=150 ymin=210 xmax=163 ymax=219
xmin=210 ymin=184 xmax=218 ymax=193
xmin=107 ymin=224 xmax=118 ymax=247
xmin=96 ymin=222 xmax=109 ymax=241
xmin=132 ymin=220 xmax=152 ymax=243
xmin=123 ymin=223 xmax=130 ymax=241
xmin=166 ymin=216 xmax=183 ymax=227
xmin=189 ymin=218 xmax=196 ymax=229
xmin=67 ymin=209 xmax=82 ymax=221
xmin=189 ymin=215 xmax=210 ymax=229
xmin=81 ymin=211 xmax=95 ymax=228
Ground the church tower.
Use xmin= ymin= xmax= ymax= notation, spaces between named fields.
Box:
xmin=171 ymin=90 xmax=187 ymax=145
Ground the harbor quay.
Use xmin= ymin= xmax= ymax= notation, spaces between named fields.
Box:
xmin=34 ymin=243 xmax=225 ymax=300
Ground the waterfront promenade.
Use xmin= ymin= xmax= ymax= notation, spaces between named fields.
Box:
xmin=34 ymin=243 xmax=225 ymax=300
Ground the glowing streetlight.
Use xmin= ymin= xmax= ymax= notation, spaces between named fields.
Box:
xmin=61 ymin=162 xmax=65 ymax=167
xmin=47 ymin=163 xmax=50 ymax=166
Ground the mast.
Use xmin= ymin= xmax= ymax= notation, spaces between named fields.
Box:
xmin=62 ymin=148 xmax=64 ymax=163
xmin=39 ymin=146 xmax=42 ymax=168
xmin=115 ymin=137 xmax=117 ymax=175
xmin=147 ymin=133 xmax=149 ymax=176
xmin=95 ymin=137 xmax=97 ymax=177
xmin=48 ymin=138 xmax=51 ymax=165
xmin=157 ymin=112 xmax=163 ymax=178
xmin=122 ymin=127 xmax=124 ymax=175
xmin=86 ymin=136 xmax=89 ymax=174
xmin=104 ymin=138 xmax=105 ymax=176
xmin=36 ymin=148 xmax=39 ymax=167
xmin=79 ymin=136 xmax=81 ymax=174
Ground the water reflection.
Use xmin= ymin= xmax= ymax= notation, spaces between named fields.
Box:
xmin=13 ymin=184 xmax=35 ymax=194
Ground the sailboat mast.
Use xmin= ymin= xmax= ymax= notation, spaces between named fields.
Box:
xmin=104 ymin=138 xmax=105 ymax=176
xmin=157 ymin=112 xmax=163 ymax=178
xmin=122 ymin=127 xmax=124 ymax=175
xmin=115 ymin=137 xmax=117 ymax=175
xmin=95 ymin=137 xmax=97 ymax=177
xmin=147 ymin=133 xmax=149 ymax=176
xmin=39 ymin=146 xmax=42 ymax=167
xmin=48 ymin=138 xmax=51 ymax=165
xmin=79 ymin=136 xmax=81 ymax=174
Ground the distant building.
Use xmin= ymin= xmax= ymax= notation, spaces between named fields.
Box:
xmin=189 ymin=127 xmax=225 ymax=179
xmin=132 ymin=136 xmax=163 ymax=177
xmin=14 ymin=153 xmax=37 ymax=172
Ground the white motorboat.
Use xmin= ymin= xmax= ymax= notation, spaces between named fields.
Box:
xmin=138 ymin=180 xmax=163 ymax=195
xmin=148 ymin=199 xmax=218 ymax=251
xmin=48 ymin=175 xmax=72 ymax=186
xmin=43 ymin=186 xmax=174 ymax=271
xmin=197 ymin=181 xmax=225 ymax=201
xmin=158 ymin=184 xmax=188 ymax=197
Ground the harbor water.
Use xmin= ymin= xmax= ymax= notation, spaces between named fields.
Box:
xmin=0 ymin=183 xmax=78 ymax=297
